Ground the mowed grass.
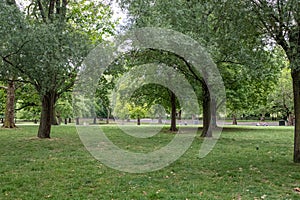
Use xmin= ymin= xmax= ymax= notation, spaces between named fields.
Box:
xmin=0 ymin=125 xmax=300 ymax=200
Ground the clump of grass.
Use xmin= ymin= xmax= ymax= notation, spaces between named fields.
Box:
xmin=0 ymin=125 xmax=299 ymax=199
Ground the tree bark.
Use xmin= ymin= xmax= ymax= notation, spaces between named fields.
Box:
xmin=178 ymin=110 xmax=182 ymax=120
xmin=106 ymin=107 xmax=110 ymax=124
xmin=137 ymin=115 xmax=141 ymax=125
xmin=169 ymin=91 xmax=178 ymax=132
xmin=51 ymin=107 xmax=59 ymax=125
xmin=292 ymin=69 xmax=300 ymax=162
xmin=232 ymin=114 xmax=237 ymax=125
xmin=211 ymin=98 xmax=217 ymax=128
xmin=288 ymin=113 xmax=294 ymax=126
xmin=37 ymin=92 xmax=56 ymax=138
xmin=158 ymin=115 xmax=162 ymax=124
xmin=3 ymin=80 xmax=16 ymax=128
xmin=201 ymin=83 xmax=212 ymax=137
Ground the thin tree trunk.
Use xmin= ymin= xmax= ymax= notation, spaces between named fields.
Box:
xmin=211 ymin=98 xmax=217 ymax=128
xmin=37 ymin=92 xmax=56 ymax=138
xmin=137 ymin=115 xmax=141 ymax=125
xmin=178 ymin=110 xmax=182 ymax=120
xmin=232 ymin=114 xmax=237 ymax=125
xmin=106 ymin=107 xmax=110 ymax=124
xmin=3 ymin=80 xmax=16 ymax=128
xmin=292 ymin=69 xmax=300 ymax=162
xmin=288 ymin=113 xmax=294 ymax=126
xmin=158 ymin=115 xmax=162 ymax=124
xmin=201 ymin=83 xmax=212 ymax=137
xmin=170 ymin=91 xmax=178 ymax=132
xmin=51 ymin=107 xmax=59 ymax=125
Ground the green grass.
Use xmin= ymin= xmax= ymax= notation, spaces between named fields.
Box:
xmin=0 ymin=125 xmax=300 ymax=199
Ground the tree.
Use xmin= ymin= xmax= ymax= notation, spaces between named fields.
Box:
xmin=130 ymin=83 xmax=181 ymax=131
xmin=116 ymin=0 xmax=278 ymax=138
xmin=0 ymin=0 xmax=25 ymax=128
xmin=1 ymin=0 xmax=116 ymax=138
xmin=267 ymin=68 xmax=293 ymax=123
xmin=1 ymin=80 xmax=16 ymax=128
xmin=251 ymin=0 xmax=300 ymax=162
xmin=213 ymin=0 xmax=300 ymax=162
xmin=128 ymin=104 xmax=147 ymax=125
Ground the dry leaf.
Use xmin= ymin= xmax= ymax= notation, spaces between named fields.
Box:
xmin=294 ymin=187 xmax=300 ymax=193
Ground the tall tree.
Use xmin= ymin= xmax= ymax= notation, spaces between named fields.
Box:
xmin=252 ymin=0 xmax=300 ymax=163
xmin=1 ymin=0 xmax=116 ymax=138
xmin=117 ymin=0 xmax=276 ymax=137
xmin=213 ymin=0 xmax=300 ymax=162
xmin=1 ymin=80 xmax=16 ymax=128
xmin=0 ymin=0 xmax=24 ymax=128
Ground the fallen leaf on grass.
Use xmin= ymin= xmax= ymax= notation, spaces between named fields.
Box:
xmin=294 ymin=187 xmax=300 ymax=193
xmin=261 ymin=194 xmax=267 ymax=199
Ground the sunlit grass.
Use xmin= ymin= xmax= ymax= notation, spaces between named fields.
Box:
xmin=0 ymin=125 xmax=299 ymax=199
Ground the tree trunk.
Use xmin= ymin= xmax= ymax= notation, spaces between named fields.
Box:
xmin=201 ymin=83 xmax=212 ymax=137
xmin=232 ymin=114 xmax=237 ymax=125
xmin=137 ymin=115 xmax=141 ymax=126
xmin=292 ymin=69 xmax=300 ymax=162
xmin=178 ymin=110 xmax=182 ymax=120
xmin=211 ymin=98 xmax=217 ymax=128
xmin=158 ymin=115 xmax=162 ymax=124
xmin=169 ymin=91 xmax=178 ymax=132
xmin=106 ymin=107 xmax=110 ymax=124
xmin=37 ymin=92 xmax=56 ymax=138
xmin=288 ymin=113 xmax=294 ymax=126
xmin=51 ymin=107 xmax=59 ymax=125
xmin=3 ymin=80 xmax=16 ymax=128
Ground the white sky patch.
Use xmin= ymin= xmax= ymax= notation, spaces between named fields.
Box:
xmin=16 ymin=0 xmax=128 ymax=30
xmin=15 ymin=0 xmax=30 ymax=11
xmin=109 ymin=0 xmax=128 ymax=29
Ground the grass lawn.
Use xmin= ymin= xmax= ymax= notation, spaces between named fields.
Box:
xmin=0 ymin=125 xmax=300 ymax=199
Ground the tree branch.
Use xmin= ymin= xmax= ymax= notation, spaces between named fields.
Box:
xmin=48 ymin=0 xmax=55 ymax=20
xmin=15 ymin=102 xmax=39 ymax=111
xmin=0 ymin=85 xmax=8 ymax=90
xmin=56 ymin=0 xmax=60 ymax=14
xmin=37 ymin=0 xmax=47 ymax=23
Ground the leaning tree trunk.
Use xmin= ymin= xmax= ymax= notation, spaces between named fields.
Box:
xmin=3 ymin=80 xmax=16 ymax=128
xmin=201 ymin=83 xmax=212 ymax=137
xmin=169 ymin=91 xmax=178 ymax=132
xmin=37 ymin=92 xmax=56 ymax=138
xmin=292 ymin=69 xmax=300 ymax=162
